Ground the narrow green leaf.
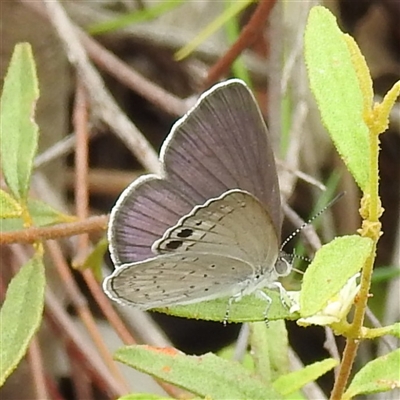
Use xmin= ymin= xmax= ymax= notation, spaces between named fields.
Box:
xmin=175 ymin=1 xmax=252 ymax=60
xmin=115 ymin=345 xmax=281 ymax=399
xmin=344 ymin=349 xmax=400 ymax=398
xmin=0 ymin=255 xmax=45 ymax=387
xmin=249 ymin=320 xmax=289 ymax=384
xmin=304 ymin=6 xmax=370 ymax=190
xmin=0 ymin=43 xmax=39 ymax=200
xmin=300 ymin=235 xmax=373 ymax=316
xmin=363 ymin=322 xmax=400 ymax=340
xmin=0 ymin=189 xmax=22 ymax=219
xmin=273 ymin=358 xmax=338 ymax=396
xmin=77 ymin=236 xmax=108 ymax=280
xmin=155 ymin=289 xmax=298 ymax=323
xmin=88 ymin=0 xmax=185 ymax=35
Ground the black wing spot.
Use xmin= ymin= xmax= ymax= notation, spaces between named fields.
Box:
xmin=204 ymin=288 xmax=209 ymax=292
xmin=189 ymin=285 xmax=195 ymax=289
xmin=165 ymin=240 xmax=183 ymax=250
xmin=203 ymin=274 xmax=208 ymax=277
xmin=177 ymin=228 xmax=193 ymax=238
xmin=195 ymin=220 xmax=202 ymax=226
xmin=209 ymin=264 xmax=216 ymax=269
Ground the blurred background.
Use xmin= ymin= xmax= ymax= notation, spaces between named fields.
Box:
xmin=1 ymin=0 xmax=399 ymax=399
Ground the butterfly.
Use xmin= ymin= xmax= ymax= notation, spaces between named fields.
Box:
xmin=103 ymin=79 xmax=292 ymax=321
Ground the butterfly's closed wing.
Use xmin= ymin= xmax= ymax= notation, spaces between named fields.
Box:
xmin=164 ymin=81 xmax=281 ymax=232
xmin=153 ymin=190 xmax=279 ymax=270
xmin=103 ymin=253 xmax=256 ymax=309
xmin=109 ymin=80 xmax=281 ymax=265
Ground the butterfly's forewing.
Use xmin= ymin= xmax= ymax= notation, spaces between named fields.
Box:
xmin=103 ymin=253 xmax=255 ymax=309
xmin=109 ymin=176 xmax=194 ymax=264
xmin=163 ymin=80 xmax=281 ymax=233
xmin=109 ymin=80 xmax=281 ymax=265
xmin=153 ymin=190 xmax=279 ymax=270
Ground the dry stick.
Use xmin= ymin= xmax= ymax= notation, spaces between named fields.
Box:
xmin=72 ymin=79 xmax=124 ymax=394
xmin=46 ymin=240 xmax=129 ymax=394
xmin=27 ymin=337 xmax=49 ymax=400
xmin=204 ymin=0 xmax=277 ymax=88
xmin=35 ymin=0 xmax=161 ymax=174
xmin=79 ymin=31 xmax=187 ymax=117
xmin=0 ymin=215 xmax=109 ymax=245
xmin=74 ymin=80 xmax=90 ymax=259
xmin=72 ymin=82 xmax=130 ymax=392
xmin=67 ymin=342 xmax=94 ymax=400
xmin=44 ymin=287 xmax=126 ymax=397
xmin=72 ymin=77 xmax=184 ymax=399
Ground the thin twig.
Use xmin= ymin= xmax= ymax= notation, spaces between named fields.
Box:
xmin=79 ymin=31 xmax=187 ymax=117
xmin=46 ymin=241 xmax=130 ymax=393
xmin=0 ymin=215 xmax=109 ymax=245
xmin=45 ymin=287 xmax=127 ymax=396
xmin=205 ymin=0 xmax=277 ymax=87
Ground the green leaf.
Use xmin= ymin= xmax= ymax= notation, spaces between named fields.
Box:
xmin=0 ymin=255 xmax=45 ymax=387
xmin=344 ymin=349 xmax=400 ymax=398
xmin=273 ymin=358 xmax=338 ymax=396
xmin=249 ymin=320 xmax=289 ymax=384
xmin=0 ymin=198 xmax=75 ymax=232
xmin=118 ymin=395 xmax=171 ymax=400
xmin=0 ymin=43 xmax=39 ymax=200
xmin=155 ymin=289 xmax=298 ymax=323
xmin=304 ymin=6 xmax=370 ymax=191
xmin=0 ymin=189 xmax=22 ymax=219
xmin=363 ymin=322 xmax=400 ymax=340
xmin=77 ymin=236 xmax=108 ymax=280
xmin=300 ymin=235 xmax=373 ymax=316
xmin=28 ymin=199 xmax=75 ymax=226
xmin=88 ymin=0 xmax=185 ymax=35
xmin=115 ymin=345 xmax=281 ymax=399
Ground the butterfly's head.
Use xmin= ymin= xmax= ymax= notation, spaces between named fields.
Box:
xmin=274 ymin=251 xmax=293 ymax=277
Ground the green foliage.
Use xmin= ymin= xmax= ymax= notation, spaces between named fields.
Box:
xmin=115 ymin=345 xmax=281 ymax=399
xmin=300 ymin=235 xmax=372 ymax=317
xmin=0 ymin=256 xmax=45 ymax=386
xmin=0 ymin=43 xmax=39 ymax=201
xmin=343 ymin=349 xmax=400 ymax=398
xmin=273 ymin=358 xmax=338 ymax=397
xmin=88 ymin=0 xmax=185 ymax=35
xmin=155 ymin=288 xmax=296 ymax=322
xmin=0 ymin=43 xmax=73 ymax=388
xmin=304 ymin=6 xmax=370 ymax=191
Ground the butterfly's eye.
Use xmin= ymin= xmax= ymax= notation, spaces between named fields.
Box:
xmin=274 ymin=255 xmax=292 ymax=276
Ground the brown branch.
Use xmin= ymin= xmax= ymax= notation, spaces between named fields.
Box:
xmin=204 ymin=0 xmax=277 ymax=88
xmin=0 ymin=215 xmax=109 ymax=245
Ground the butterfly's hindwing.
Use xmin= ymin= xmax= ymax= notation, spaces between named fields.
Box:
xmin=152 ymin=190 xmax=279 ymax=270
xmin=104 ymin=253 xmax=256 ymax=309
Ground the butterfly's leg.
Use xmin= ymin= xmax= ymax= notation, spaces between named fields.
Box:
xmin=273 ymin=282 xmax=292 ymax=309
xmin=224 ymin=291 xmax=244 ymax=325
xmin=255 ymin=289 xmax=272 ymax=323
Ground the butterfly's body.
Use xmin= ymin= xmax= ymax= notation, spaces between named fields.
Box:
xmin=104 ymin=79 xmax=292 ymax=320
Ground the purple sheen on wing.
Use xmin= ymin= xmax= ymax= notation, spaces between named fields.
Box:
xmin=109 ymin=176 xmax=194 ymax=264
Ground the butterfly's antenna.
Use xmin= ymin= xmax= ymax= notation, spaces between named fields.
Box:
xmin=280 ymin=192 xmax=345 ymax=251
